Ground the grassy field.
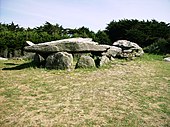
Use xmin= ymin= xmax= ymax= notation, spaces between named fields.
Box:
xmin=0 ymin=54 xmax=170 ymax=127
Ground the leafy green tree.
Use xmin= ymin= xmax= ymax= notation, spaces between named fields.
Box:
xmin=125 ymin=29 xmax=147 ymax=47
xmin=144 ymin=38 xmax=170 ymax=54
xmin=106 ymin=19 xmax=170 ymax=54
xmin=1 ymin=20 xmax=170 ymax=57
xmin=95 ymin=30 xmax=110 ymax=44
xmin=70 ymin=26 xmax=96 ymax=39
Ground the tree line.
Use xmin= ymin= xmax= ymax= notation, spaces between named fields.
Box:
xmin=0 ymin=19 xmax=170 ymax=58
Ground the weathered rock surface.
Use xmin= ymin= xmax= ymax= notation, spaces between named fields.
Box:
xmin=99 ymin=56 xmax=110 ymax=66
xmin=164 ymin=57 xmax=170 ymax=62
xmin=24 ymin=38 xmax=108 ymax=53
xmin=113 ymin=40 xmax=144 ymax=58
xmin=105 ymin=46 xmax=122 ymax=58
xmin=22 ymin=52 xmax=35 ymax=60
xmin=23 ymin=38 xmax=144 ymax=69
xmin=113 ymin=40 xmax=140 ymax=48
xmin=45 ymin=52 xmax=73 ymax=70
xmin=76 ymin=55 xmax=96 ymax=68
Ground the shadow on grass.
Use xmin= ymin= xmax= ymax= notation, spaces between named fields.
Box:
xmin=2 ymin=61 xmax=37 ymax=70
xmin=4 ymin=63 xmax=19 ymax=66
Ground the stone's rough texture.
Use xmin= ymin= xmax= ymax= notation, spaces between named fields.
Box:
xmin=40 ymin=38 xmax=98 ymax=45
xmin=22 ymin=52 xmax=35 ymax=60
xmin=113 ymin=40 xmax=140 ymax=48
xmin=99 ymin=56 xmax=110 ymax=66
xmin=45 ymin=52 xmax=73 ymax=70
xmin=110 ymin=57 xmax=115 ymax=61
xmin=164 ymin=57 xmax=170 ymax=62
xmin=135 ymin=48 xmax=144 ymax=57
xmin=76 ymin=55 xmax=96 ymax=68
xmin=99 ymin=44 xmax=111 ymax=49
xmin=112 ymin=40 xmax=144 ymax=58
xmin=24 ymin=38 xmax=107 ymax=53
xmin=25 ymin=45 xmax=59 ymax=53
xmin=105 ymin=46 xmax=122 ymax=58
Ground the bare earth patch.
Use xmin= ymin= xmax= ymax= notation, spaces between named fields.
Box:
xmin=0 ymin=57 xmax=169 ymax=127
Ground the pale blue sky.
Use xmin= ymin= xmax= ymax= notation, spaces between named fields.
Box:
xmin=0 ymin=0 xmax=170 ymax=32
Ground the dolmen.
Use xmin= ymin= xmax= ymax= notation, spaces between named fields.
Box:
xmin=24 ymin=38 xmax=144 ymax=70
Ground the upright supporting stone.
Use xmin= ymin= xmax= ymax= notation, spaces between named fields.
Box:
xmin=99 ymin=55 xmax=110 ymax=67
xmin=76 ymin=55 xmax=96 ymax=68
xmin=45 ymin=52 xmax=73 ymax=70
xmin=105 ymin=46 xmax=122 ymax=58
xmin=33 ymin=53 xmax=45 ymax=67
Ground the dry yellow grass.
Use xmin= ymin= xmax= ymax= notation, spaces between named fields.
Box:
xmin=0 ymin=55 xmax=170 ymax=127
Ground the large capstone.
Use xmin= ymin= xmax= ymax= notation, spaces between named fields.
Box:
xmin=24 ymin=38 xmax=108 ymax=54
xmin=76 ymin=55 xmax=96 ymax=68
xmin=45 ymin=52 xmax=73 ymax=70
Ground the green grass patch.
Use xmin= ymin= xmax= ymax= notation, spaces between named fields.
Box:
xmin=137 ymin=53 xmax=163 ymax=61
xmin=0 ymin=54 xmax=170 ymax=127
